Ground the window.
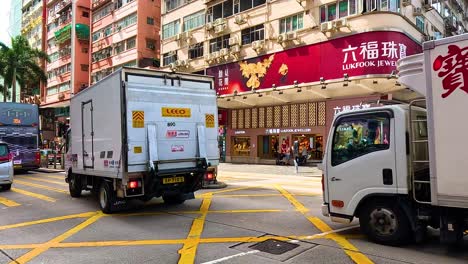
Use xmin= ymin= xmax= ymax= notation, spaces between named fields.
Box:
xmin=232 ymin=137 xmax=251 ymax=156
xmin=146 ymin=39 xmax=156 ymax=50
xmin=92 ymin=3 xmax=113 ymax=23
xmin=209 ymin=35 xmax=230 ymax=52
xmin=114 ymin=0 xmax=136 ymax=9
xmin=115 ymin=12 xmax=137 ymax=31
xmin=47 ymin=86 xmax=58 ymax=95
xmin=164 ymin=0 xmax=191 ymax=12
xmin=49 ymin=52 xmax=59 ymax=62
xmin=189 ymin=43 xmax=204 ymax=59
xmin=183 ymin=11 xmax=205 ymax=32
xmin=103 ymin=25 xmax=113 ymax=37
xmin=321 ymin=0 xmax=358 ymax=22
xmin=147 ymin=17 xmax=155 ymax=25
xmin=59 ymin=82 xmax=70 ymax=92
xmin=363 ymin=0 xmax=399 ymax=12
xmin=81 ymin=64 xmax=89 ymax=72
xmin=206 ymin=0 xmax=264 ymax=22
xmin=163 ymin=52 xmax=177 ymax=66
xmin=331 ymin=112 xmax=391 ymax=166
xmin=279 ymin=13 xmax=304 ymax=34
xmin=241 ymin=25 xmax=264 ymax=45
xmin=126 ymin=37 xmax=136 ymax=49
xmin=162 ymin=20 xmax=180 ymax=39
xmin=416 ymin=16 xmax=425 ymax=32
xmin=92 ymin=31 xmax=102 ymax=42
xmin=114 ymin=42 xmax=125 ymax=54
xmin=82 ymin=11 xmax=89 ymax=18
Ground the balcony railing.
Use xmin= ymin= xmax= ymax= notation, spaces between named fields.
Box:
xmin=55 ymin=0 xmax=72 ymax=14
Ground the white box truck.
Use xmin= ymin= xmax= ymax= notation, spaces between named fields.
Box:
xmin=321 ymin=33 xmax=468 ymax=245
xmin=64 ymin=67 xmax=219 ymax=213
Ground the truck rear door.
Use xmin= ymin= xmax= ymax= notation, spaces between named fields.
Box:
xmin=326 ymin=110 xmax=397 ymax=218
xmin=82 ymin=101 xmax=94 ymax=169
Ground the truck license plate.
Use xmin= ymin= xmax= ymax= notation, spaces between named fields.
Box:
xmin=163 ymin=177 xmax=184 ymax=184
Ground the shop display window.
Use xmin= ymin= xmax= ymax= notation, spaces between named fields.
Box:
xmin=232 ymin=137 xmax=251 ymax=156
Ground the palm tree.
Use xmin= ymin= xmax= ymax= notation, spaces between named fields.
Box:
xmin=0 ymin=36 xmax=49 ymax=102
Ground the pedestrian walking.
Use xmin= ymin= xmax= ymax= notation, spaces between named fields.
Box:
xmin=292 ymin=140 xmax=299 ymax=173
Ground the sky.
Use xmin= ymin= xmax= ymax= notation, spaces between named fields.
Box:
xmin=0 ymin=0 xmax=12 ymax=47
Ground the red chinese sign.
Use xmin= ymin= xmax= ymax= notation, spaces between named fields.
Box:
xmin=207 ymin=31 xmax=422 ymax=96
xmin=433 ymin=45 xmax=468 ymax=98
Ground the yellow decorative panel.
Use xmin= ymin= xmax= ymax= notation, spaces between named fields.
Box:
xmin=231 ymin=110 xmax=237 ymax=129
xmin=266 ymin=107 xmax=273 ymax=128
xmin=244 ymin=108 xmax=251 ymax=129
xmin=274 ymin=106 xmax=281 ymax=127
xmin=259 ymin=107 xmax=265 ymax=128
xmin=282 ymin=105 xmax=289 ymax=127
xmin=318 ymin=101 xmax=326 ymax=126
xmin=291 ymin=104 xmax=298 ymax=127
xmin=238 ymin=109 xmax=244 ymax=129
xmin=309 ymin=103 xmax=317 ymax=126
xmin=299 ymin=103 xmax=307 ymax=127
xmin=252 ymin=108 xmax=258 ymax=128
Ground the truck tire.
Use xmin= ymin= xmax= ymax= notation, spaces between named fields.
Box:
xmin=69 ymin=173 xmax=82 ymax=198
xmin=2 ymin=184 xmax=11 ymax=191
xmin=163 ymin=194 xmax=186 ymax=205
xmin=99 ymin=181 xmax=117 ymax=214
xmin=359 ymin=200 xmax=411 ymax=246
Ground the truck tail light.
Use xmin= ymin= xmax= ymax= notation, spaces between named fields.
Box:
xmin=128 ymin=180 xmax=141 ymax=189
xmin=332 ymin=200 xmax=344 ymax=208
xmin=35 ymin=152 xmax=41 ymax=164
xmin=205 ymin=172 xmax=214 ymax=180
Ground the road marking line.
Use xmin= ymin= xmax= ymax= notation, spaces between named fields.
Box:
xmin=41 ymin=175 xmax=64 ymax=180
xmin=13 ymin=180 xmax=68 ymax=194
xmin=11 ymin=188 xmax=56 ymax=202
xmin=0 ymin=211 xmax=96 ymax=231
xmin=208 ymin=209 xmax=283 ymax=214
xmin=275 ymin=185 xmax=374 ymax=264
xmin=11 ymin=213 xmax=103 ymax=264
xmin=201 ymin=250 xmax=260 ymax=264
xmin=207 ymin=186 xmax=261 ymax=195
xmin=16 ymin=176 xmax=68 ymax=186
xmin=178 ymin=194 xmax=212 ymax=264
xmin=0 ymin=196 xmax=20 ymax=207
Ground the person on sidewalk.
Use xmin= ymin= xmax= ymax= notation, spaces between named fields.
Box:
xmin=292 ymin=140 xmax=299 ymax=173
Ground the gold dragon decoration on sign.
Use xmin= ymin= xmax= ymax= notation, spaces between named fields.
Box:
xmin=238 ymin=54 xmax=275 ymax=90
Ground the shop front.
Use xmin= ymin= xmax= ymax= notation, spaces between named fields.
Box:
xmin=206 ymin=30 xmax=422 ymax=164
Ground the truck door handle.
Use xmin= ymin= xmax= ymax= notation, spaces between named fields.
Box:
xmin=383 ymin=168 xmax=393 ymax=185
xmin=331 ymin=177 xmax=341 ymax=182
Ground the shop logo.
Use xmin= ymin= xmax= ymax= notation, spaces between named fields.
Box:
xmin=166 ymin=130 xmax=190 ymax=138
xmin=171 ymin=145 xmax=184 ymax=152
xmin=341 ymin=41 xmax=407 ymax=70
xmin=162 ymin=107 xmax=191 ymax=118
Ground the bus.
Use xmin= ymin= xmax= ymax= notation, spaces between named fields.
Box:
xmin=0 ymin=103 xmax=40 ymax=171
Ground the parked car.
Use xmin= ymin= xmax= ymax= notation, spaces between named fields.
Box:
xmin=0 ymin=142 xmax=14 ymax=191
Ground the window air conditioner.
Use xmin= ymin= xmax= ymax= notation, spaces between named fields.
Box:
xmin=220 ymin=48 xmax=229 ymax=57
xmin=252 ymin=40 xmax=265 ymax=52
xmin=412 ymin=7 xmax=422 ymax=16
xmin=334 ymin=18 xmax=348 ymax=28
xmin=214 ymin=24 xmax=226 ymax=34
xmin=402 ymin=0 xmax=412 ymax=6
xmin=234 ymin=14 xmax=247 ymax=25
xmin=228 ymin=36 xmax=239 ymax=46
xmin=230 ymin=45 xmax=241 ymax=55
xmin=320 ymin=22 xmax=333 ymax=32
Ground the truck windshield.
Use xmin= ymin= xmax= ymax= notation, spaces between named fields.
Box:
xmin=332 ymin=112 xmax=391 ymax=166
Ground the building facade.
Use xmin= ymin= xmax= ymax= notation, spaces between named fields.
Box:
xmin=90 ymin=0 xmax=161 ymax=84
xmin=21 ymin=0 xmax=44 ymax=50
xmin=160 ymin=0 xmax=467 ymax=164
xmin=41 ymin=0 xmax=91 ymax=142
xmin=9 ymin=0 xmax=23 ymax=38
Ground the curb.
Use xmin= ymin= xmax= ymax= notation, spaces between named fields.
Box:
xmin=202 ymin=181 xmax=228 ymax=189
xmin=34 ymin=169 xmax=65 ymax=173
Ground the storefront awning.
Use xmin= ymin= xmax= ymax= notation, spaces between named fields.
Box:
xmin=54 ymin=24 xmax=90 ymax=44
xmin=40 ymin=100 xmax=70 ymax=109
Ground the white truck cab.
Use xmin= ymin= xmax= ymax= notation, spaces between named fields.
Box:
xmin=322 ymin=33 xmax=468 ymax=245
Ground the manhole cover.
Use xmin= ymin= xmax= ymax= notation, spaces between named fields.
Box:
xmin=248 ymin=239 xmax=299 ymax=255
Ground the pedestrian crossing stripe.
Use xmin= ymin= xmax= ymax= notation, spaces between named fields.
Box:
xmin=132 ymin=111 xmax=144 ymax=128
xmin=205 ymin=114 xmax=215 ymax=128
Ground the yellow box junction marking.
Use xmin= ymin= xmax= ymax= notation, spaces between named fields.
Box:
xmin=132 ymin=111 xmax=145 ymax=128
xmin=162 ymin=107 xmax=191 ymax=118
xmin=178 ymin=194 xmax=212 ymax=264
xmin=205 ymin=114 xmax=215 ymax=128
xmin=13 ymin=180 xmax=68 ymax=194
xmin=11 ymin=212 xmax=103 ymax=264
xmin=17 ymin=176 xmax=68 ymax=186
xmin=0 ymin=196 xmax=20 ymax=207
xmin=274 ymin=185 xmax=374 ymax=264
xmin=11 ymin=188 xmax=56 ymax=203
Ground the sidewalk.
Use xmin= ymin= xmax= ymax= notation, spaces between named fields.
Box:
xmin=217 ymin=163 xmax=322 ymax=178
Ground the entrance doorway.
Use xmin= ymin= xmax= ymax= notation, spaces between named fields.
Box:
xmin=291 ymin=134 xmax=323 ymax=160
xmin=257 ymin=135 xmax=280 ymax=159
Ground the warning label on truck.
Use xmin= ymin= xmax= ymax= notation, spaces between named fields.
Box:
xmin=132 ymin=111 xmax=145 ymax=128
xmin=205 ymin=114 xmax=215 ymax=128
xmin=162 ymin=107 xmax=191 ymax=118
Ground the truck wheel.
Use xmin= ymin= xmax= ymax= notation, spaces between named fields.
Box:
xmin=2 ymin=184 xmax=11 ymax=191
xmin=69 ymin=173 xmax=82 ymax=198
xmin=99 ymin=181 xmax=117 ymax=214
xmin=359 ymin=200 xmax=411 ymax=246
xmin=163 ymin=194 xmax=185 ymax=205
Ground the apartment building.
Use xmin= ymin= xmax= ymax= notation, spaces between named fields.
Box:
xmin=41 ymin=0 xmax=91 ymax=141
xmin=21 ymin=0 xmax=44 ymax=50
xmin=90 ymin=0 xmax=161 ymax=84
xmin=161 ymin=0 xmax=467 ymax=164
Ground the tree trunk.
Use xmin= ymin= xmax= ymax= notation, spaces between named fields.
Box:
xmin=12 ymin=68 xmax=16 ymax=103
xmin=3 ymin=79 xmax=6 ymax=102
